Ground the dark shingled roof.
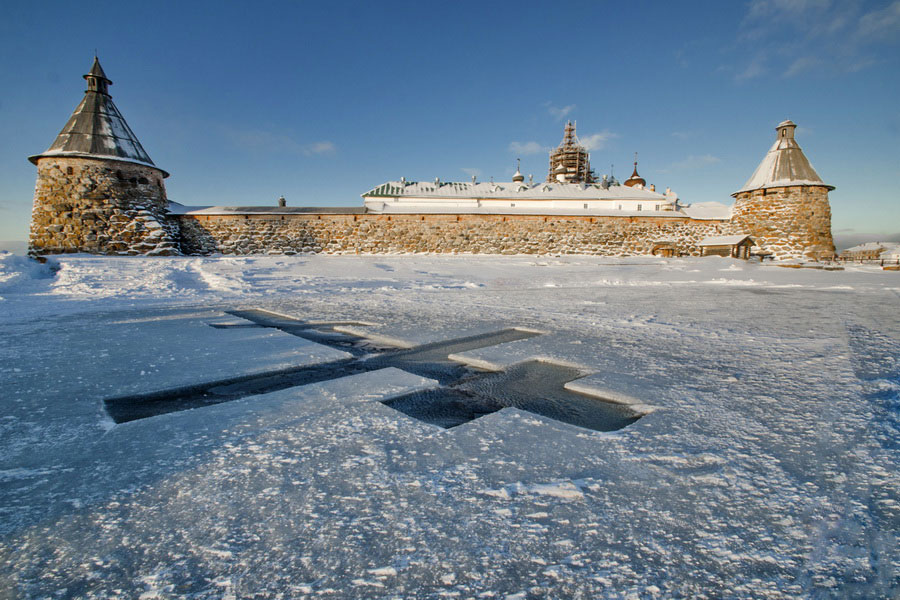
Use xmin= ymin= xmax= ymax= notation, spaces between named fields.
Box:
xmin=29 ymin=57 xmax=166 ymax=176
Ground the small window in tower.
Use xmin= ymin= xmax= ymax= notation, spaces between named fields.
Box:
xmin=138 ymin=177 xmax=149 ymax=185
xmin=510 ymin=203 xmax=515 ymax=207
xmin=584 ymin=203 xmax=588 ymax=209
xmin=66 ymin=166 xmax=74 ymax=175
xmin=116 ymin=170 xmax=124 ymax=179
xmin=655 ymin=204 xmax=660 ymax=211
xmin=637 ymin=204 xmax=642 ymax=211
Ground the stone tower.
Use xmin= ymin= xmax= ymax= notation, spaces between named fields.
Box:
xmin=28 ymin=57 xmax=179 ymax=255
xmin=547 ymin=121 xmax=595 ymax=183
xmin=731 ymin=120 xmax=835 ymax=261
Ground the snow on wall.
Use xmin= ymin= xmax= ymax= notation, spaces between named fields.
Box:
xmin=732 ymin=185 xmax=835 ymax=260
xmin=29 ymin=157 xmax=180 ymax=256
xmin=176 ymin=213 xmax=738 ymax=257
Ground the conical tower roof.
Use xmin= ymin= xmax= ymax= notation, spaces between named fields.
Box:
xmin=29 ymin=57 xmax=166 ymax=176
xmin=732 ymin=120 xmax=831 ymax=196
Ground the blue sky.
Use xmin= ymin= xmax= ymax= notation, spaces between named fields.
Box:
xmin=1 ymin=0 xmax=898 ymax=246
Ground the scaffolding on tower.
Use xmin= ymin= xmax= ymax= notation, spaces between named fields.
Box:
xmin=547 ymin=121 xmax=596 ymax=183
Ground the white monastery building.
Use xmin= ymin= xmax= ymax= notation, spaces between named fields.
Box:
xmin=362 ymin=122 xmax=722 ymax=219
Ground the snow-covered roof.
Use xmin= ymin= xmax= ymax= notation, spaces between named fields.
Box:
xmin=733 ymin=120 xmax=831 ymax=196
xmin=362 ymin=180 xmax=671 ymax=201
xmin=28 ymin=57 xmax=166 ymax=176
xmin=842 ymin=242 xmax=900 ymax=257
xmin=168 ymin=203 xmax=365 ymax=216
xmin=842 ymin=242 xmax=891 ymax=253
xmin=368 ymin=204 xmax=688 ymax=218
xmin=698 ymin=235 xmax=753 ymax=246
xmin=680 ymin=202 xmax=733 ymax=221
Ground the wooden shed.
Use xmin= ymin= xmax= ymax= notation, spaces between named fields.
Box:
xmin=651 ymin=241 xmax=678 ymax=257
xmin=698 ymin=235 xmax=754 ymax=259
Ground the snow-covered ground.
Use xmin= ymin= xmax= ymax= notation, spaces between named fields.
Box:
xmin=1 ymin=252 xmax=898 ymax=599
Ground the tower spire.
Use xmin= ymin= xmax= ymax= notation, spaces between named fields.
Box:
xmin=84 ymin=56 xmax=112 ymax=95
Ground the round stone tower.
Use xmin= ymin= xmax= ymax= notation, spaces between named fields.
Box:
xmin=28 ymin=57 xmax=179 ymax=255
xmin=730 ymin=120 xmax=835 ymax=261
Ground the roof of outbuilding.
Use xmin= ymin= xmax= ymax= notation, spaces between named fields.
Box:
xmin=698 ymin=234 xmax=754 ymax=246
xmin=733 ymin=120 xmax=831 ymax=195
xmin=28 ymin=57 xmax=165 ymax=175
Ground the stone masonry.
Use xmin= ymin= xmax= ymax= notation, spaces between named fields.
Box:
xmin=177 ymin=213 xmax=737 ymax=257
xmin=731 ymin=185 xmax=835 ymax=261
xmin=29 ymin=157 xmax=180 ymax=255
xmin=26 ymin=58 xmax=834 ymax=261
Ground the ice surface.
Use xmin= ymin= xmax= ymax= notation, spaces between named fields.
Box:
xmin=1 ymin=254 xmax=898 ymax=598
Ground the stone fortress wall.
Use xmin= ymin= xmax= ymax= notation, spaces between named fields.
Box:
xmin=176 ymin=212 xmax=739 ymax=257
xmin=29 ymin=157 xmax=180 ymax=256
xmin=27 ymin=59 xmax=837 ymax=262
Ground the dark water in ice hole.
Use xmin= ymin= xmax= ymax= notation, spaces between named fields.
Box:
xmin=104 ymin=309 xmax=640 ymax=432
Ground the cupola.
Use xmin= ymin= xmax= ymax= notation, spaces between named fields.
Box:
xmin=623 ymin=153 xmax=646 ymax=188
xmin=512 ymin=158 xmax=525 ymax=183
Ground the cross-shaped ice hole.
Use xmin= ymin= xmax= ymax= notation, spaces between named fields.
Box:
xmin=104 ymin=309 xmax=642 ymax=431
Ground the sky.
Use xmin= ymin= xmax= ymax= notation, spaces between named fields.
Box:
xmin=1 ymin=0 xmax=898 ymax=247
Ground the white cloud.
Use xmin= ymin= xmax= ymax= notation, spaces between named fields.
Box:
xmin=303 ymin=141 xmax=336 ymax=156
xmin=509 ymin=141 xmax=545 ymax=155
xmin=545 ymin=103 xmax=576 ymax=120
xmin=579 ymin=130 xmax=619 ymax=151
xmin=671 ymin=131 xmax=695 ymax=140
xmin=735 ymin=59 xmax=767 ymax=82
xmin=665 ymin=154 xmax=722 ymax=171
xmin=856 ymin=0 xmax=900 ymax=40
xmin=783 ymin=56 xmax=821 ymax=78
xmin=733 ymin=0 xmax=898 ymax=80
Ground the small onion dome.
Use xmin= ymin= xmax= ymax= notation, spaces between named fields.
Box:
xmin=623 ymin=155 xmax=646 ymax=188
xmin=512 ymin=158 xmax=525 ymax=183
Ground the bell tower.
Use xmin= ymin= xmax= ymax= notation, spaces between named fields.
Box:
xmin=547 ymin=121 xmax=595 ymax=183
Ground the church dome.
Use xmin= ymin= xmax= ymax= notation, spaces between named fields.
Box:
xmin=623 ymin=154 xmax=646 ymax=188
xmin=512 ymin=158 xmax=525 ymax=183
